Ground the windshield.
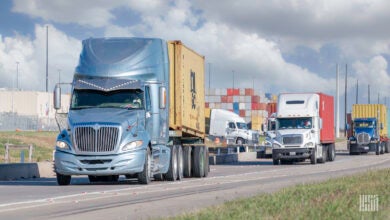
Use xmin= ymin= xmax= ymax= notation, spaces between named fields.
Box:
xmin=71 ymin=89 xmax=144 ymax=110
xmin=278 ymin=117 xmax=312 ymax=129
xmin=354 ymin=121 xmax=374 ymax=128
xmin=236 ymin=122 xmax=248 ymax=130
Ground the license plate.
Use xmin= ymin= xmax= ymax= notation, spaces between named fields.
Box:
xmin=290 ymin=152 xmax=296 ymax=156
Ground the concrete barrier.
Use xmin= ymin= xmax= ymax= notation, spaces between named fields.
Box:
xmin=0 ymin=162 xmax=54 ymax=180
xmin=209 ymin=152 xmax=257 ymax=165
xmin=0 ymin=163 xmax=40 ymax=180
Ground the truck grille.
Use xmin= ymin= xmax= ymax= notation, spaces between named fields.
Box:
xmin=357 ymin=132 xmax=370 ymax=145
xmin=74 ymin=125 xmax=119 ymax=152
xmin=282 ymin=135 xmax=302 ymax=145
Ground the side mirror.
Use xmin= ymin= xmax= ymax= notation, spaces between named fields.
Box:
xmin=54 ymin=84 xmax=61 ymax=110
xmin=159 ymin=86 xmax=166 ymax=109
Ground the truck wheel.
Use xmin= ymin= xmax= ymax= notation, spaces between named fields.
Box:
xmin=376 ymin=143 xmax=380 ymax=155
xmin=193 ymin=146 xmax=205 ymax=177
xmin=165 ymin=145 xmax=178 ymax=181
xmin=56 ymin=173 xmax=71 ymax=186
xmin=203 ymin=146 xmax=209 ymax=177
xmin=310 ymin=147 xmax=317 ymax=165
xmin=153 ymin=173 xmax=164 ymax=181
xmin=138 ymin=147 xmax=151 ymax=184
xmin=272 ymin=153 xmax=280 ymax=165
xmin=318 ymin=146 xmax=327 ymax=163
xmin=176 ymin=145 xmax=184 ymax=181
xmin=328 ymin=144 xmax=336 ymax=161
xmin=183 ymin=146 xmax=192 ymax=177
xmin=386 ymin=141 xmax=390 ymax=153
xmin=380 ymin=142 xmax=385 ymax=154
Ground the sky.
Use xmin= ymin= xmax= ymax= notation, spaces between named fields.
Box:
xmin=1 ymin=0 xmax=390 ymax=113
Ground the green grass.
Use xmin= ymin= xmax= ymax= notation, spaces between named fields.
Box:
xmin=0 ymin=131 xmax=57 ymax=162
xmin=169 ymin=169 xmax=390 ymax=220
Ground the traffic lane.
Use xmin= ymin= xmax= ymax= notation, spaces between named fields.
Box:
xmin=0 ymin=153 xmax=382 ymax=205
xmin=0 ymin=153 xmax=389 ymax=219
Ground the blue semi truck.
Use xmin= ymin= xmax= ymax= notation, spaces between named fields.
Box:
xmin=348 ymin=104 xmax=390 ymax=155
xmin=53 ymin=38 xmax=209 ymax=185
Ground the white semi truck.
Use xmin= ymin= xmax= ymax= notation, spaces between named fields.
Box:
xmin=271 ymin=93 xmax=336 ymax=165
xmin=208 ymin=109 xmax=259 ymax=146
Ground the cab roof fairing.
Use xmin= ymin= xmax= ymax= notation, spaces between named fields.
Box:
xmin=74 ymin=37 xmax=169 ymax=83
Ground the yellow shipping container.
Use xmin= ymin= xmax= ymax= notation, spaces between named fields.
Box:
xmin=352 ymin=104 xmax=388 ymax=137
xmin=168 ymin=41 xmax=205 ymax=138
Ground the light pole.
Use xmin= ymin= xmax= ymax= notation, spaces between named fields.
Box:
xmin=16 ymin=62 xmax=19 ymax=90
xmin=58 ymin=69 xmax=61 ymax=84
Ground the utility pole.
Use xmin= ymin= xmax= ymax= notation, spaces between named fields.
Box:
xmin=356 ymin=80 xmax=358 ymax=104
xmin=336 ymin=64 xmax=340 ymax=138
xmin=58 ymin=69 xmax=61 ymax=84
xmin=344 ymin=64 xmax=347 ymax=137
xmin=208 ymin=63 xmax=211 ymax=89
xmin=46 ymin=25 xmax=49 ymax=92
xmin=368 ymin=84 xmax=370 ymax=104
xmin=232 ymin=70 xmax=235 ymax=89
xmin=16 ymin=62 xmax=19 ymax=90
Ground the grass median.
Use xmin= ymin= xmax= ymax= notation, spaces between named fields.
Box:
xmin=170 ymin=168 xmax=389 ymax=220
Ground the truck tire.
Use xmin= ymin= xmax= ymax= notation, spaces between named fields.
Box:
xmin=203 ymin=146 xmax=209 ymax=177
xmin=328 ymin=143 xmax=336 ymax=161
xmin=56 ymin=173 xmax=71 ymax=186
xmin=386 ymin=141 xmax=390 ymax=153
xmin=138 ymin=147 xmax=151 ymax=184
xmin=310 ymin=147 xmax=317 ymax=165
xmin=165 ymin=145 xmax=178 ymax=181
xmin=318 ymin=146 xmax=327 ymax=163
xmin=176 ymin=145 xmax=184 ymax=181
xmin=376 ymin=143 xmax=380 ymax=155
xmin=272 ymin=153 xmax=280 ymax=165
xmin=380 ymin=142 xmax=385 ymax=154
xmin=153 ymin=173 xmax=164 ymax=181
xmin=183 ymin=146 xmax=192 ymax=177
xmin=193 ymin=146 xmax=205 ymax=177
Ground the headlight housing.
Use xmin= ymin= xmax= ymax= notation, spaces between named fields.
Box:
xmin=304 ymin=142 xmax=314 ymax=148
xmin=272 ymin=143 xmax=281 ymax=148
xmin=122 ymin=140 xmax=143 ymax=151
xmin=56 ymin=141 xmax=70 ymax=150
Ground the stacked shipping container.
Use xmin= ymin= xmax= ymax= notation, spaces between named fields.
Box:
xmin=205 ymin=88 xmax=277 ymax=132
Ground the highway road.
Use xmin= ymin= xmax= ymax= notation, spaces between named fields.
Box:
xmin=0 ymin=152 xmax=389 ymax=220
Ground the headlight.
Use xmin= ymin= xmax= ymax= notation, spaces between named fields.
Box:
xmin=370 ymin=140 xmax=378 ymax=143
xmin=56 ymin=141 xmax=70 ymax=150
xmin=122 ymin=140 xmax=143 ymax=151
xmin=272 ymin=143 xmax=281 ymax=148
xmin=304 ymin=142 xmax=314 ymax=148
xmin=349 ymin=140 xmax=356 ymax=144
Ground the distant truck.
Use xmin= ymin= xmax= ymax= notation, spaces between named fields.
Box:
xmin=53 ymin=38 xmax=209 ymax=185
xmin=208 ymin=109 xmax=259 ymax=147
xmin=272 ymin=93 xmax=336 ymax=165
xmin=258 ymin=112 xmax=276 ymax=158
xmin=348 ymin=104 xmax=389 ymax=155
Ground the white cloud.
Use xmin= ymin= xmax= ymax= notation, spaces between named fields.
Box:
xmin=11 ymin=0 xmax=390 ymax=97
xmin=0 ymin=25 xmax=81 ymax=91
xmin=352 ymin=56 xmax=390 ymax=99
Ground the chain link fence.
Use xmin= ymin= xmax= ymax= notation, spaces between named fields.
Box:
xmin=0 ymin=112 xmax=59 ymax=131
